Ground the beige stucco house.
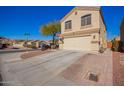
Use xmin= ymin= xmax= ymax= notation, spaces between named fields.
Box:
xmin=60 ymin=6 xmax=107 ymax=51
xmin=12 ymin=40 xmax=26 ymax=48
xmin=26 ymin=40 xmax=43 ymax=48
xmin=115 ymin=36 xmax=120 ymax=41
xmin=32 ymin=40 xmax=43 ymax=48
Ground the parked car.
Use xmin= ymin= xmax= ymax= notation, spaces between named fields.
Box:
xmin=12 ymin=47 xmax=19 ymax=49
xmin=40 ymin=43 xmax=50 ymax=51
xmin=0 ymin=44 xmax=3 ymax=49
xmin=50 ymin=43 xmax=59 ymax=49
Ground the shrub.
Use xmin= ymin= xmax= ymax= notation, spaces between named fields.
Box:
xmin=31 ymin=45 xmax=37 ymax=49
xmin=23 ymin=42 xmax=27 ymax=47
xmin=27 ymin=44 xmax=36 ymax=49
xmin=111 ymin=39 xmax=120 ymax=52
xmin=118 ymin=41 xmax=124 ymax=52
xmin=99 ymin=46 xmax=105 ymax=53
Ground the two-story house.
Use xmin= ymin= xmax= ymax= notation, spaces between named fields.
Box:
xmin=60 ymin=6 xmax=107 ymax=51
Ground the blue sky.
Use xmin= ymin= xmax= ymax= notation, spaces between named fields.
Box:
xmin=0 ymin=6 xmax=123 ymax=40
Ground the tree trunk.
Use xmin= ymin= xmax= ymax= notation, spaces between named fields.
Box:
xmin=52 ymin=33 xmax=56 ymax=45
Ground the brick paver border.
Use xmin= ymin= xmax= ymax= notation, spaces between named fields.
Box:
xmin=113 ymin=52 xmax=124 ymax=86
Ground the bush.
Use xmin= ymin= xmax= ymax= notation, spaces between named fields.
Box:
xmin=23 ymin=42 xmax=27 ymax=47
xmin=111 ymin=39 xmax=121 ymax=52
xmin=99 ymin=46 xmax=105 ymax=53
xmin=51 ymin=45 xmax=56 ymax=49
xmin=27 ymin=44 xmax=36 ymax=49
xmin=118 ymin=41 xmax=124 ymax=52
xmin=31 ymin=45 xmax=37 ymax=49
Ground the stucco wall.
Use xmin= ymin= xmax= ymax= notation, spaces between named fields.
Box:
xmin=99 ymin=13 xmax=107 ymax=48
xmin=60 ymin=7 xmax=107 ymax=51
xmin=91 ymin=33 xmax=100 ymax=51
xmin=61 ymin=9 xmax=100 ymax=34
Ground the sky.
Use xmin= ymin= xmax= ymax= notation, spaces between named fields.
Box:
xmin=0 ymin=6 xmax=124 ymax=40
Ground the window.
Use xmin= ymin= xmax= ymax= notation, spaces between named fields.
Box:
xmin=65 ymin=20 xmax=72 ymax=30
xmin=81 ymin=14 xmax=91 ymax=26
xmin=93 ymin=35 xmax=96 ymax=39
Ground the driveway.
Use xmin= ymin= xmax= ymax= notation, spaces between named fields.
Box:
xmin=0 ymin=50 xmax=113 ymax=86
xmin=0 ymin=50 xmax=86 ymax=85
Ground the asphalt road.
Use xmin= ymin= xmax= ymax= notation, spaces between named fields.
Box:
xmin=0 ymin=50 xmax=87 ymax=85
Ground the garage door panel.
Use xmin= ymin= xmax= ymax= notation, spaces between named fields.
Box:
xmin=63 ymin=36 xmax=91 ymax=51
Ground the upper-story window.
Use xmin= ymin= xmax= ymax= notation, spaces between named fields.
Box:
xmin=81 ymin=14 xmax=91 ymax=26
xmin=65 ymin=20 xmax=72 ymax=30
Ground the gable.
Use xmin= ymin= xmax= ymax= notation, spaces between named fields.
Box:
xmin=61 ymin=6 xmax=106 ymax=30
xmin=60 ymin=7 xmax=77 ymax=22
xmin=99 ymin=10 xmax=107 ymax=30
xmin=61 ymin=6 xmax=100 ymax=22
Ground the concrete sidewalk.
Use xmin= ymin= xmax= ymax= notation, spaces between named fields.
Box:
xmin=0 ymin=48 xmax=41 ymax=54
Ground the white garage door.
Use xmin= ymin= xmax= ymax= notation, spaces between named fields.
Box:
xmin=63 ymin=36 xmax=91 ymax=51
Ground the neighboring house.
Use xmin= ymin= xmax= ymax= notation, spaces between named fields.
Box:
xmin=27 ymin=40 xmax=33 ymax=45
xmin=60 ymin=6 xmax=107 ymax=51
xmin=0 ymin=37 xmax=10 ymax=48
xmin=0 ymin=39 xmax=3 ymax=48
xmin=13 ymin=40 xmax=26 ymax=48
xmin=115 ymin=36 xmax=120 ymax=41
xmin=25 ymin=40 xmax=43 ymax=48
xmin=120 ymin=18 xmax=124 ymax=50
xmin=107 ymin=41 xmax=112 ymax=49
xmin=32 ymin=40 xmax=43 ymax=48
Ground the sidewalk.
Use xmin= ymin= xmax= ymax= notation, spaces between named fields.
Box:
xmin=0 ymin=48 xmax=41 ymax=53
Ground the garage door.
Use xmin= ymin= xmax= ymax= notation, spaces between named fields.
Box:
xmin=63 ymin=36 xmax=91 ymax=51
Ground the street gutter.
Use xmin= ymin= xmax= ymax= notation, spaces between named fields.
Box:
xmin=0 ymin=49 xmax=41 ymax=54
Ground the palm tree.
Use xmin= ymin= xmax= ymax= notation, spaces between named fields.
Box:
xmin=41 ymin=22 xmax=61 ymax=45
xmin=24 ymin=32 xmax=30 ymax=41
xmin=24 ymin=32 xmax=30 ymax=48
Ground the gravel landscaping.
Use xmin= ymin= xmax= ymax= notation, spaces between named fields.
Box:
xmin=113 ymin=52 xmax=124 ymax=85
xmin=60 ymin=51 xmax=113 ymax=85
xmin=21 ymin=50 xmax=52 ymax=59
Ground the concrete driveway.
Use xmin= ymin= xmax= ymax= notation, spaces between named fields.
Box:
xmin=0 ymin=50 xmax=113 ymax=86
xmin=0 ymin=50 xmax=87 ymax=85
